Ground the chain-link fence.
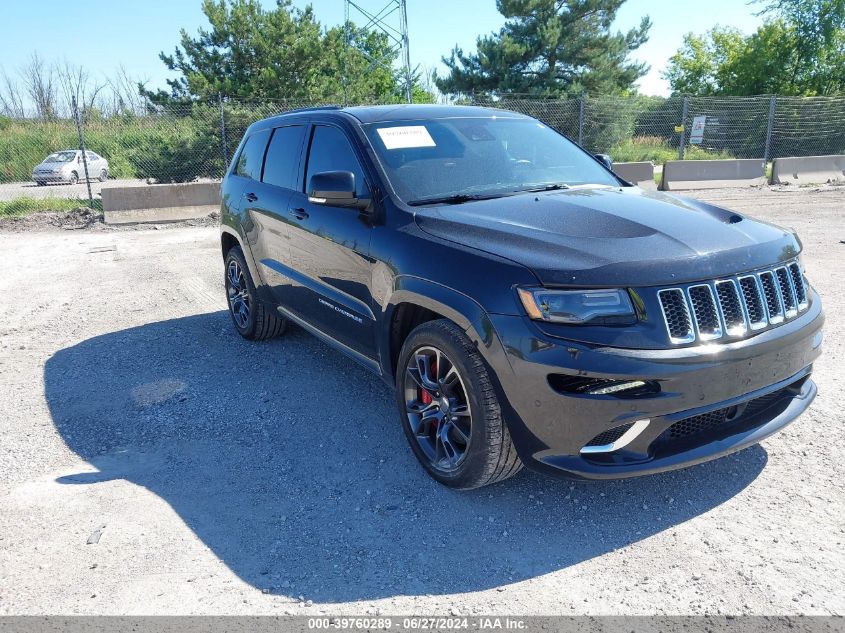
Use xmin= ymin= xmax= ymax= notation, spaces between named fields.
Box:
xmin=2 ymin=94 xmax=845 ymax=206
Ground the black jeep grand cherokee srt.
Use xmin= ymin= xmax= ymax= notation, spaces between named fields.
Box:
xmin=220 ymin=104 xmax=823 ymax=489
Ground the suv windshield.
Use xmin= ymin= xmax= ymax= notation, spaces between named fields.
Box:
xmin=364 ymin=117 xmax=619 ymax=205
xmin=44 ymin=151 xmax=77 ymax=163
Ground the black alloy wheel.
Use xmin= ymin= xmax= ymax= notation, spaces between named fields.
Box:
xmin=403 ymin=345 xmax=473 ymax=473
xmin=395 ymin=319 xmax=522 ymax=489
xmin=223 ymin=245 xmax=287 ymax=340
xmin=226 ymin=257 xmax=251 ymax=330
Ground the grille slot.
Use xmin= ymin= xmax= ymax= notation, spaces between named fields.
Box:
xmin=776 ymin=266 xmax=798 ymax=317
xmin=789 ymin=262 xmax=807 ymax=307
xmin=759 ymin=271 xmax=784 ymax=323
xmin=656 ymin=260 xmax=808 ymax=345
xmin=715 ymin=280 xmax=747 ymax=336
xmin=739 ymin=275 xmax=767 ymax=329
xmin=688 ymin=284 xmax=722 ymax=340
xmin=658 ymin=289 xmax=694 ymax=343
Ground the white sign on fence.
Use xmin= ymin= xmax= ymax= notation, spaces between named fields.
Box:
xmin=690 ymin=115 xmax=707 ymax=144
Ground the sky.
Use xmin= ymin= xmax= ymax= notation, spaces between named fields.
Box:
xmin=0 ymin=0 xmax=765 ymax=98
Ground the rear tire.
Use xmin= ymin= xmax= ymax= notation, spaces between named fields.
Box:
xmin=99 ymin=169 xmax=108 ymax=182
xmin=224 ymin=245 xmax=287 ymax=340
xmin=395 ymin=319 xmax=522 ymax=489
xmin=69 ymin=172 xmax=79 ymax=185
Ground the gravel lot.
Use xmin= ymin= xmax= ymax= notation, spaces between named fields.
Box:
xmin=0 ymin=185 xmax=843 ymax=616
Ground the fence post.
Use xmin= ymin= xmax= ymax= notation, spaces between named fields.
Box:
xmin=578 ymin=96 xmax=585 ymax=146
xmin=678 ymin=95 xmax=689 ymax=160
xmin=764 ymin=95 xmax=777 ymax=163
xmin=71 ymin=96 xmax=94 ymax=210
xmin=218 ymin=93 xmax=229 ymax=175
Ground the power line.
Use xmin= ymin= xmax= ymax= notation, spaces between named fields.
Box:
xmin=344 ymin=0 xmax=413 ymax=103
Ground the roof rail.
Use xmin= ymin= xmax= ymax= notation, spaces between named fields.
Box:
xmin=278 ymin=105 xmax=343 ymax=116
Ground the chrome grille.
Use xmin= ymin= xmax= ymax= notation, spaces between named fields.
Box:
xmin=715 ymin=280 xmax=746 ymax=336
xmin=776 ymin=266 xmax=798 ymax=317
xmin=759 ymin=271 xmax=784 ymax=324
xmin=789 ymin=262 xmax=807 ymax=307
xmin=657 ymin=289 xmax=694 ymax=344
xmin=656 ymin=260 xmax=809 ymax=345
xmin=688 ymin=285 xmax=721 ymax=340
xmin=738 ymin=275 xmax=767 ymax=329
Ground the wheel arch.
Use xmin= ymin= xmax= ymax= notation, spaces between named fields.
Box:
xmin=220 ymin=227 xmax=241 ymax=260
xmin=220 ymin=226 xmax=273 ymax=305
xmin=383 ymin=276 xmax=510 ymax=384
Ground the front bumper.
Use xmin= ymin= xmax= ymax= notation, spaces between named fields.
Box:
xmin=488 ymin=291 xmax=824 ymax=480
xmin=32 ymin=173 xmax=70 ymax=183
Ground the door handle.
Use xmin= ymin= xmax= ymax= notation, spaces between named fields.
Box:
xmin=289 ymin=208 xmax=309 ymax=220
xmin=245 ymin=192 xmax=258 ymax=203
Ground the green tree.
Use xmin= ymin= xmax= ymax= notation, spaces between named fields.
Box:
xmin=661 ymin=28 xmax=747 ymax=95
xmin=434 ymin=0 xmax=651 ymax=97
xmin=758 ymin=0 xmax=845 ymax=94
xmin=147 ymin=0 xmax=428 ymax=104
xmin=664 ymin=0 xmax=845 ymax=95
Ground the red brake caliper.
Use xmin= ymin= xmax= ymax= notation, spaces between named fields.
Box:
xmin=419 ymin=357 xmax=437 ymax=405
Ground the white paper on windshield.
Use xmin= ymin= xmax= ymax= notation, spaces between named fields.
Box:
xmin=376 ymin=125 xmax=436 ymax=149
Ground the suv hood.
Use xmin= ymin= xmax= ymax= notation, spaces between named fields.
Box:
xmin=413 ymin=186 xmax=800 ymax=287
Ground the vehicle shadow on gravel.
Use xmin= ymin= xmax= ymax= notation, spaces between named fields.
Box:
xmin=45 ymin=311 xmax=767 ymax=601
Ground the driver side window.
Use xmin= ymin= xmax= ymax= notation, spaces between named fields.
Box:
xmin=305 ymin=125 xmax=369 ymax=198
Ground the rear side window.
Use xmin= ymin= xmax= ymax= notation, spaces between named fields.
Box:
xmin=235 ymin=129 xmax=271 ymax=180
xmin=262 ymin=125 xmax=305 ymax=190
xmin=305 ymin=125 xmax=368 ymax=197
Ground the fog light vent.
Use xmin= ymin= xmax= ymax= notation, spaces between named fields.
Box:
xmin=548 ymin=374 xmax=659 ymax=398
xmin=585 ymin=423 xmax=633 ymax=447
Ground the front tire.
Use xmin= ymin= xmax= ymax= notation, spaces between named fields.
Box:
xmin=224 ymin=245 xmax=287 ymax=340
xmin=99 ymin=169 xmax=108 ymax=182
xmin=395 ymin=319 xmax=522 ymax=489
xmin=68 ymin=171 xmax=79 ymax=185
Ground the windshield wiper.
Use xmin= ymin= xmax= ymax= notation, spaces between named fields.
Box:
xmin=407 ymin=192 xmax=507 ymax=206
xmin=519 ymin=182 xmax=572 ymax=193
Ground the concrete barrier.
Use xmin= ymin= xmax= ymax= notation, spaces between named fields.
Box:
xmin=102 ymin=182 xmax=221 ymax=224
xmin=613 ymin=161 xmax=655 ymax=188
xmin=660 ymin=159 xmax=766 ymax=191
xmin=771 ymin=155 xmax=845 ymax=185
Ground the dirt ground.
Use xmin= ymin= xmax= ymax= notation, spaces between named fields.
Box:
xmin=0 ymin=185 xmax=842 ymax=616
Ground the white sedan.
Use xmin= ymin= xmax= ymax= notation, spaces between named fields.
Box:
xmin=32 ymin=150 xmax=109 ymax=186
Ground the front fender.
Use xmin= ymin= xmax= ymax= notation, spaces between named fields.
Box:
xmin=383 ymin=275 xmax=540 ymax=464
xmin=386 ymin=276 xmax=506 ymax=366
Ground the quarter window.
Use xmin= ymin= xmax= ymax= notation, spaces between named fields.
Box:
xmin=305 ymin=125 xmax=368 ymax=197
xmin=262 ymin=125 xmax=305 ymax=190
xmin=235 ymin=129 xmax=271 ymax=180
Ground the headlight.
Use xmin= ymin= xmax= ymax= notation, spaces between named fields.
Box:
xmin=517 ymin=287 xmax=635 ymax=325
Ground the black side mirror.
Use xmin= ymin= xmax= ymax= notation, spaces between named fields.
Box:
xmin=595 ymin=154 xmax=613 ymax=170
xmin=308 ymin=171 xmax=369 ymax=211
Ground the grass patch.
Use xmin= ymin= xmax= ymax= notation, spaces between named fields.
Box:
xmin=0 ymin=196 xmax=100 ymax=218
xmin=611 ymin=136 xmax=734 ymax=163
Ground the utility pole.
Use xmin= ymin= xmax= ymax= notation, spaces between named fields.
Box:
xmin=344 ymin=0 xmax=414 ymax=104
